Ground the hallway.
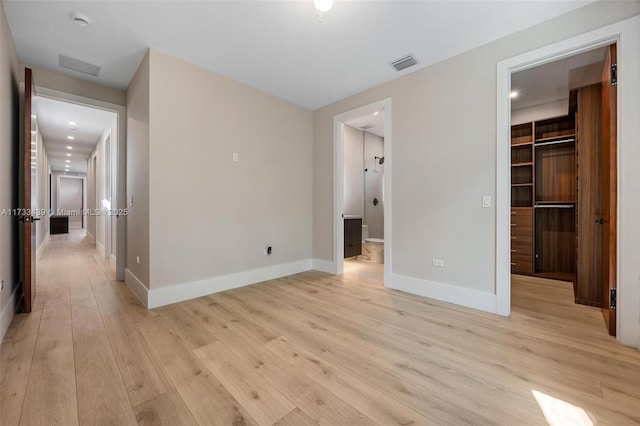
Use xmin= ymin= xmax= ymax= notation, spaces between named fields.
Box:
xmin=1 ymin=231 xmax=639 ymax=425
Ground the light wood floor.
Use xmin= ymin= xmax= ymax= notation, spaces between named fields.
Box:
xmin=1 ymin=231 xmax=639 ymax=425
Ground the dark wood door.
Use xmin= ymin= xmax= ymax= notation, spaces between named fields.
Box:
xmin=21 ymin=68 xmax=37 ymax=313
xmin=576 ymin=84 xmax=602 ymax=306
xmin=600 ymin=44 xmax=617 ymax=336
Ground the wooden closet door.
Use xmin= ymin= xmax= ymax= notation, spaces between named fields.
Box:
xmin=576 ymin=84 xmax=602 ymax=307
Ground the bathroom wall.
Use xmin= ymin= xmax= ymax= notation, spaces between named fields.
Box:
xmin=343 ymin=124 xmax=363 ymax=217
xmin=343 ymin=124 xmax=384 ymax=238
xmin=364 ymin=132 xmax=384 ymax=239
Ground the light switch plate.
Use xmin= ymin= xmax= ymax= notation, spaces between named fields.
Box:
xmin=482 ymin=195 xmax=491 ymax=208
xmin=233 ymin=152 xmax=239 ymax=162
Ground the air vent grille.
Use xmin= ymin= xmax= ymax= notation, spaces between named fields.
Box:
xmin=359 ymin=124 xmax=374 ymax=130
xmin=59 ymin=54 xmax=100 ymax=77
xmin=389 ymin=54 xmax=418 ymax=72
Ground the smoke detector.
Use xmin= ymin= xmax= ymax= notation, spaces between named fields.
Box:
xmin=69 ymin=12 xmax=91 ymax=27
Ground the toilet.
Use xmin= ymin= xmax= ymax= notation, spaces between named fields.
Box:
xmin=359 ymin=225 xmax=384 ymax=263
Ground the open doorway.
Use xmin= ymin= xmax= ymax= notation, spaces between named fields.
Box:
xmin=34 ymin=95 xmax=119 ymax=266
xmin=508 ymin=44 xmax=617 ymax=335
xmin=333 ymin=99 xmax=391 ymax=286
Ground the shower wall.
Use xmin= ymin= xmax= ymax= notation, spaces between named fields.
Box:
xmin=343 ymin=124 xmax=384 ymax=239
xmin=364 ymin=132 xmax=384 ymax=239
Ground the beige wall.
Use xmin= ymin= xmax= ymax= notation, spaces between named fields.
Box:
xmin=126 ymin=51 xmax=150 ymax=288
xmin=147 ymin=49 xmax=313 ymax=289
xmin=0 ymin=2 xmax=20 ymax=336
xmin=313 ymin=2 xmax=640 ymax=296
xmin=20 ymin=64 xmax=126 ymax=106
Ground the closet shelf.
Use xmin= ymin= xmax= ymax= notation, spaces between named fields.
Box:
xmin=512 ymin=183 xmax=533 ymax=187
xmin=511 ymin=162 xmax=533 ymax=167
xmin=511 ymin=141 xmax=533 ymax=147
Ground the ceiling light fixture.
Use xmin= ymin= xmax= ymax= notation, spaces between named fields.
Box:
xmin=66 ymin=153 xmax=71 ymax=157
xmin=314 ymin=0 xmax=334 ymax=13
xmin=69 ymin=121 xmax=78 ymax=130
xmin=69 ymin=12 xmax=91 ymax=27
xmin=374 ymin=111 xmax=380 ymax=115
xmin=67 ymin=146 xmax=73 ymax=150
xmin=66 ymin=160 xmax=71 ymax=163
xmin=510 ymin=91 xmax=519 ymax=98
xmin=67 ymin=136 xmax=74 ymax=140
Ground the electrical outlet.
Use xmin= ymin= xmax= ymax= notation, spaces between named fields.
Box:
xmin=233 ymin=152 xmax=239 ymax=162
xmin=264 ymin=246 xmax=272 ymax=255
xmin=432 ymin=259 xmax=444 ymax=267
xmin=482 ymin=195 xmax=491 ymax=208
xmin=136 ymin=256 xmax=140 ymax=264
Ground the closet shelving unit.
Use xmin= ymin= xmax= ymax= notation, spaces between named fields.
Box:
xmin=510 ymin=115 xmax=577 ymax=280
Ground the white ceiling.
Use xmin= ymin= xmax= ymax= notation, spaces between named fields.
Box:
xmin=4 ymin=1 xmax=593 ymax=110
xmin=511 ymin=46 xmax=608 ymax=111
xmin=345 ymin=110 xmax=385 ymax=137
xmin=35 ymin=96 xmax=115 ymax=173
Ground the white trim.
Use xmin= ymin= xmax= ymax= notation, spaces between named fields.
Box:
xmin=36 ymin=86 xmax=126 ymax=282
xmin=0 ymin=286 xmax=18 ymax=341
xmin=110 ymin=255 xmax=116 ymax=270
xmin=96 ymin=241 xmax=105 ymax=257
xmin=312 ymin=258 xmax=335 ymax=274
xmin=388 ymin=273 xmax=497 ymax=314
xmin=333 ymin=98 xmax=392 ymax=285
xmin=147 ymin=259 xmax=313 ymax=309
xmin=496 ymin=16 xmax=640 ymax=348
xmin=125 ymin=268 xmax=149 ymax=307
xmin=36 ymin=233 xmax=49 ymax=261
xmin=86 ymin=231 xmax=95 ymax=243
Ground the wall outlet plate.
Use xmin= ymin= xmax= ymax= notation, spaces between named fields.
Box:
xmin=432 ymin=259 xmax=444 ymax=267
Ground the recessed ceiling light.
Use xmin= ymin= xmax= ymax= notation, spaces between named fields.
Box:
xmin=66 ymin=153 xmax=71 ymax=157
xmin=66 ymin=146 xmax=73 ymax=150
xmin=69 ymin=121 xmax=76 ymax=126
xmin=31 ymin=115 xmax=36 ymax=119
xmin=69 ymin=12 xmax=91 ymax=27
xmin=31 ymin=149 xmax=37 ymax=153
xmin=373 ymin=111 xmax=379 ymax=115
xmin=67 ymin=136 xmax=74 ymax=140
xmin=66 ymin=160 xmax=71 ymax=163
xmin=510 ymin=91 xmax=519 ymax=99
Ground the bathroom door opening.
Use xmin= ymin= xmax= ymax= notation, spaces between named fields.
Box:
xmin=333 ymin=99 xmax=391 ymax=286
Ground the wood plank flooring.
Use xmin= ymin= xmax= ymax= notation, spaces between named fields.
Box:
xmin=1 ymin=230 xmax=639 ymax=425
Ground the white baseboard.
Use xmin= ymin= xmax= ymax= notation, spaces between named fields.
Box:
xmin=36 ymin=233 xmax=49 ymax=261
xmin=387 ymin=273 xmax=497 ymax=314
xmin=96 ymin=241 xmax=105 ymax=257
xmin=0 ymin=286 xmax=17 ymax=341
xmin=147 ymin=259 xmax=313 ymax=309
xmin=312 ymin=258 xmax=336 ymax=274
xmin=110 ymin=255 xmax=116 ymax=270
xmin=86 ymin=231 xmax=95 ymax=243
xmin=125 ymin=268 xmax=149 ymax=307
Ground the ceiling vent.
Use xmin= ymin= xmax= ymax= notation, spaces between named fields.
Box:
xmin=389 ymin=54 xmax=418 ymax=72
xmin=59 ymin=54 xmax=100 ymax=77
xmin=359 ymin=124 xmax=374 ymax=130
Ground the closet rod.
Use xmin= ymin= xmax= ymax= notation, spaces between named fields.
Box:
xmin=535 ymin=138 xmax=575 ymax=147
xmin=534 ymin=204 xmax=575 ymax=208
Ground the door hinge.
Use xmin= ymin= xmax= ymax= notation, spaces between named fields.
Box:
xmin=611 ymin=63 xmax=617 ymax=86
xmin=610 ymin=288 xmax=617 ymax=309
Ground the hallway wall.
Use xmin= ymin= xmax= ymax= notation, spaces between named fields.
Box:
xmin=125 ymin=49 xmax=313 ymax=306
xmin=0 ymin=1 xmax=20 ymax=338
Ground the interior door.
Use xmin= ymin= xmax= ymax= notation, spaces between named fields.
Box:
xmin=20 ymin=67 xmax=37 ymax=313
xmin=600 ymin=44 xmax=617 ymax=336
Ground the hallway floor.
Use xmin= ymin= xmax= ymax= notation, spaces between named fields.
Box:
xmin=1 ymin=232 xmax=639 ymax=425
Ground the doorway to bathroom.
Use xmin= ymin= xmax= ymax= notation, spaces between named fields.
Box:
xmin=333 ymin=99 xmax=391 ymax=286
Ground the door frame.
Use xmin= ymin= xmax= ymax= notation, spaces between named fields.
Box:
xmin=333 ymin=98 xmax=392 ymax=285
xmin=36 ymin=87 xmax=127 ymax=281
xmin=496 ymin=16 xmax=640 ymax=348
